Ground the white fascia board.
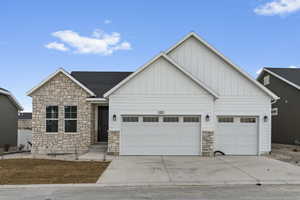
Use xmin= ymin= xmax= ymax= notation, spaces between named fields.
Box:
xmin=166 ymin=32 xmax=279 ymax=100
xmin=103 ymin=52 xmax=219 ymax=99
xmin=26 ymin=68 xmax=96 ymax=97
xmin=86 ymin=98 xmax=108 ymax=102
xmin=263 ymin=68 xmax=300 ymax=90
xmin=0 ymin=89 xmax=23 ymax=110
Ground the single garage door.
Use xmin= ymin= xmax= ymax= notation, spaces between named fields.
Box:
xmin=215 ymin=116 xmax=258 ymax=155
xmin=120 ymin=115 xmax=201 ymax=155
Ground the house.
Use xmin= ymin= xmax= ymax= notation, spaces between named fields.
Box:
xmin=18 ymin=112 xmax=32 ymax=150
xmin=0 ymin=87 xmax=23 ymax=152
xmin=27 ymin=32 xmax=278 ymax=156
xmin=257 ymin=68 xmax=300 ymax=145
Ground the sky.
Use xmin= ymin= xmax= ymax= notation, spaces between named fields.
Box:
xmin=1 ymin=0 xmax=300 ymax=111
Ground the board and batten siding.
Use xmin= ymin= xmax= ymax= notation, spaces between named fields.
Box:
xmin=109 ymin=57 xmax=214 ymax=131
xmin=168 ymin=36 xmax=272 ymax=153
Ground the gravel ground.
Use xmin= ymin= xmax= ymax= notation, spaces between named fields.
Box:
xmin=268 ymin=143 xmax=300 ymax=166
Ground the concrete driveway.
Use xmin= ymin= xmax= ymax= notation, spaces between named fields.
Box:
xmin=98 ymin=156 xmax=300 ymax=186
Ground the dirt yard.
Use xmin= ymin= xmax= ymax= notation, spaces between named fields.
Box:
xmin=269 ymin=143 xmax=300 ymax=166
xmin=0 ymin=159 xmax=110 ymax=184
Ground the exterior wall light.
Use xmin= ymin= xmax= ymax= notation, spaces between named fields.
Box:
xmin=264 ymin=115 xmax=268 ymax=122
xmin=113 ymin=114 xmax=117 ymax=121
xmin=205 ymin=114 xmax=210 ymax=122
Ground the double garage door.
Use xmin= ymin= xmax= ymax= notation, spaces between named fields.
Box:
xmin=215 ymin=116 xmax=258 ymax=155
xmin=120 ymin=115 xmax=201 ymax=155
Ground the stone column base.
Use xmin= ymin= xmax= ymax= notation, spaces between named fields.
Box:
xmin=108 ymin=130 xmax=120 ymax=154
xmin=202 ymin=131 xmax=214 ymax=157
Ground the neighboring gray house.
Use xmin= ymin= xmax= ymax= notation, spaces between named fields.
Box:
xmin=27 ymin=32 xmax=278 ymax=156
xmin=0 ymin=87 xmax=23 ymax=152
xmin=257 ymin=68 xmax=300 ymax=145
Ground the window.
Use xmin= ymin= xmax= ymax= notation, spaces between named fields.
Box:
xmin=122 ymin=116 xmax=139 ymax=122
xmin=272 ymin=108 xmax=278 ymax=116
xmin=183 ymin=116 xmax=200 ymax=122
xmin=64 ymin=106 xmax=77 ymax=132
xmin=218 ymin=117 xmax=234 ymax=123
xmin=240 ymin=117 xmax=256 ymax=123
xmin=143 ymin=116 xmax=159 ymax=122
xmin=46 ymin=106 xmax=58 ymax=132
xmin=163 ymin=116 xmax=179 ymax=122
xmin=263 ymin=75 xmax=270 ymax=86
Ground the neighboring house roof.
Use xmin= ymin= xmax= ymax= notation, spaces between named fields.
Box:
xmin=165 ymin=32 xmax=279 ymax=100
xmin=71 ymin=71 xmax=132 ymax=98
xmin=26 ymin=68 xmax=96 ymax=97
xmin=259 ymin=68 xmax=300 ymax=90
xmin=0 ymin=88 xmax=23 ymax=110
xmin=18 ymin=112 xmax=32 ymax=120
xmin=103 ymin=53 xmax=220 ymax=99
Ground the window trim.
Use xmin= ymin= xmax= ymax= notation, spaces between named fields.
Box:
xmin=272 ymin=108 xmax=278 ymax=116
xmin=240 ymin=117 xmax=256 ymax=123
xmin=122 ymin=116 xmax=139 ymax=123
xmin=163 ymin=116 xmax=179 ymax=123
xmin=45 ymin=105 xmax=59 ymax=134
xmin=263 ymin=75 xmax=270 ymax=86
xmin=218 ymin=116 xmax=234 ymax=123
xmin=143 ymin=116 xmax=159 ymax=123
xmin=64 ymin=105 xmax=78 ymax=133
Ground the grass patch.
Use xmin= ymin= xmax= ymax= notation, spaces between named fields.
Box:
xmin=0 ymin=159 xmax=110 ymax=184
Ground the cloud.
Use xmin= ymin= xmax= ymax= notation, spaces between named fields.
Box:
xmin=46 ymin=29 xmax=131 ymax=55
xmin=45 ymin=42 xmax=69 ymax=51
xmin=289 ymin=65 xmax=298 ymax=68
xmin=254 ymin=0 xmax=300 ymax=16
xmin=104 ymin=19 xmax=112 ymax=24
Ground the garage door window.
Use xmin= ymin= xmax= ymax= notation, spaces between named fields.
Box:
xmin=240 ymin=117 xmax=256 ymax=123
xmin=122 ymin=116 xmax=139 ymax=122
xmin=183 ymin=116 xmax=200 ymax=122
xmin=218 ymin=117 xmax=234 ymax=123
xmin=163 ymin=116 xmax=179 ymax=122
xmin=143 ymin=116 xmax=159 ymax=122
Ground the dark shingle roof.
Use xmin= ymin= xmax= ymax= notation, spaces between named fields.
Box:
xmin=70 ymin=71 xmax=132 ymax=97
xmin=265 ymin=68 xmax=300 ymax=87
xmin=18 ymin=112 xmax=32 ymax=120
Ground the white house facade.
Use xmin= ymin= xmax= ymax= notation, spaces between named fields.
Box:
xmin=28 ymin=32 xmax=278 ymax=156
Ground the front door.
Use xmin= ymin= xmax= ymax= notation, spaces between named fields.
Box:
xmin=98 ymin=106 xmax=109 ymax=142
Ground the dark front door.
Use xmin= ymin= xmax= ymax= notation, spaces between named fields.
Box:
xmin=98 ymin=106 xmax=109 ymax=142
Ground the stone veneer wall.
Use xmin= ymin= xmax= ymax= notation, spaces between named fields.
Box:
xmin=202 ymin=131 xmax=214 ymax=157
xmin=31 ymin=72 xmax=94 ymax=154
xmin=18 ymin=119 xmax=32 ymax=130
xmin=108 ymin=130 xmax=120 ymax=154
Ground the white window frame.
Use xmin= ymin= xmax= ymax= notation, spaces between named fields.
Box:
xmin=45 ymin=105 xmax=59 ymax=134
xmin=264 ymin=75 xmax=270 ymax=86
xmin=64 ymin=105 xmax=78 ymax=134
xmin=272 ymin=108 xmax=278 ymax=116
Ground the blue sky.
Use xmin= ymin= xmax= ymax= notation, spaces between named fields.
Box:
xmin=1 ymin=0 xmax=300 ymax=111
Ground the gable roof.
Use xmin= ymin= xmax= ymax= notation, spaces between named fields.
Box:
xmin=18 ymin=112 xmax=32 ymax=120
xmin=166 ymin=32 xmax=279 ymax=100
xmin=27 ymin=68 xmax=96 ymax=97
xmin=71 ymin=71 xmax=132 ymax=97
xmin=0 ymin=88 xmax=23 ymax=110
xmin=259 ymin=68 xmax=300 ymax=90
xmin=103 ymin=52 xmax=220 ymax=98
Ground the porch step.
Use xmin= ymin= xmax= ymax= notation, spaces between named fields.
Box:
xmin=89 ymin=144 xmax=107 ymax=152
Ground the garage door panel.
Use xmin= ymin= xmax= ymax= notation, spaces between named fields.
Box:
xmin=120 ymin=116 xmax=201 ymax=155
xmin=216 ymin=116 xmax=258 ymax=155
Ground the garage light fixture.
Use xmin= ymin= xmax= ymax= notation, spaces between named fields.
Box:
xmin=113 ymin=114 xmax=117 ymax=121
xmin=264 ymin=115 xmax=268 ymax=122
xmin=205 ymin=114 xmax=210 ymax=122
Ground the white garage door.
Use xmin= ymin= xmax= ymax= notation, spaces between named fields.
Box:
xmin=120 ymin=115 xmax=201 ymax=155
xmin=215 ymin=116 xmax=258 ymax=155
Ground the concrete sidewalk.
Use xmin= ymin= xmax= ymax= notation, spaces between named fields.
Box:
xmin=97 ymin=156 xmax=300 ymax=186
